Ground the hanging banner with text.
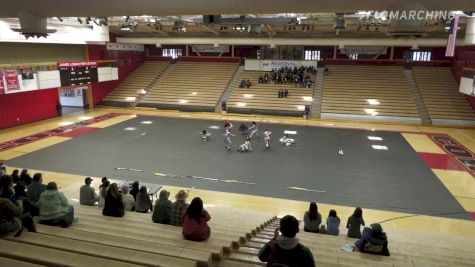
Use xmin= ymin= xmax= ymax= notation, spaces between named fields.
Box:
xmin=5 ymin=70 xmax=20 ymax=92
xmin=245 ymin=59 xmax=318 ymax=71
xmin=0 ymin=70 xmax=4 ymax=94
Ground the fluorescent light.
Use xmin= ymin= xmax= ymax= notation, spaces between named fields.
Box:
xmin=124 ymin=127 xmax=136 ymax=131
xmin=125 ymin=97 xmax=136 ymax=101
xmin=364 ymin=108 xmax=378 ymax=116
xmin=243 ymin=94 xmax=254 ymax=98
xmin=141 ymin=121 xmax=153 ymax=124
xmin=284 ymin=130 xmax=297 ymax=135
xmin=372 ymin=145 xmax=388 ymax=150
xmin=368 ymin=136 xmax=383 ymax=141
xmin=236 ymin=102 xmax=247 ymax=107
xmin=367 ymin=99 xmax=380 ymax=105
xmin=296 ymin=105 xmax=305 ymax=110
xmin=303 ymin=96 xmax=313 ymax=102
xmin=179 ymin=99 xmax=189 ymax=104
xmin=78 ymin=116 xmax=92 ymax=121
xmin=58 ymin=121 xmax=74 ymax=126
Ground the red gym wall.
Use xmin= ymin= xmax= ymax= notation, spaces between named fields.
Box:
xmin=0 ymin=88 xmax=59 ymax=129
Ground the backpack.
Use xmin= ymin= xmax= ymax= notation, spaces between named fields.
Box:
xmin=267 ymin=242 xmax=308 ymax=267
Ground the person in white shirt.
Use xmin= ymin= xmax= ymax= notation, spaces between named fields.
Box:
xmin=200 ymin=130 xmax=210 ymax=142
xmin=280 ymin=134 xmax=295 ymax=146
xmin=249 ymin=121 xmax=260 ymax=139
xmin=121 ymin=184 xmax=135 ymax=211
xmin=263 ymin=130 xmax=272 ymax=149
xmin=238 ymin=137 xmax=253 ymax=152
xmin=224 ymin=129 xmax=235 ymax=151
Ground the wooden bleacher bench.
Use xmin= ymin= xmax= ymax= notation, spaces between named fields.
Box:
xmin=413 ymin=67 xmax=475 ymax=121
xmin=140 ymin=62 xmax=238 ymax=110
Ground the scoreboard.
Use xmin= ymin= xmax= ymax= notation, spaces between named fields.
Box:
xmin=58 ymin=61 xmax=99 ymax=87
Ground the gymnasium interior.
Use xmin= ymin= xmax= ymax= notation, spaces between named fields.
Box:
xmin=1 ymin=0 xmax=475 ymax=266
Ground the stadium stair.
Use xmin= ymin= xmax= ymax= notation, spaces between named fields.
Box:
xmin=101 ymin=61 xmax=169 ymax=107
xmin=130 ymin=63 xmax=174 ymax=108
xmin=215 ymin=65 xmax=244 ymax=112
xmin=404 ymin=68 xmax=432 ymax=125
xmin=310 ymin=67 xmax=325 ymax=119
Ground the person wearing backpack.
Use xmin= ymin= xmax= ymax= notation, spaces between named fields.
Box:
xmin=258 ymin=215 xmax=316 ymax=267
xmin=355 ymin=223 xmax=390 ymax=256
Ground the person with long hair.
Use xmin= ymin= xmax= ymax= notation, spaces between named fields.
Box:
xmin=347 ymin=207 xmax=365 ymax=238
xmin=182 ymin=197 xmax=211 ymax=241
xmin=152 ymin=190 xmax=173 ymax=224
xmin=303 ymin=202 xmax=322 ymax=233
xmin=19 ymin=169 xmax=32 ymax=186
xmin=0 ymin=175 xmax=14 ymax=200
xmin=248 ymin=121 xmax=260 ymax=139
xmin=11 ymin=169 xmax=20 ymax=184
xmin=355 ymin=223 xmax=390 ymax=256
xmin=237 ymin=136 xmax=253 ymax=152
xmin=130 ymin=181 xmax=140 ymax=201
xmin=224 ymin=128 xmax=235 ymax=151
xmin=263 ymin=129 xmax=272 ymax=149
xmin=135 ymin=186 xmax=152 ymax=213
xmin=102 ymin=183 xmax=124 ymax=217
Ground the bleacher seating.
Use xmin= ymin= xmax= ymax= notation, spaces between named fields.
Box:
xmin=227 ymin=71 xmax=314 ymax=116
xmin=226 ymin=220 xmax=475 ymax=267
xmin=0 ymin=203 xmax=275 ymax=267
xmin=413 ymin=67 xmax=475 ymax=121
xmin=102 ymin=61 xmax=169 ymax=106
xmin=139 ymin=62 xmax=238 ymax=111
xmin=322 ymin=65 xmax=420 ymax=118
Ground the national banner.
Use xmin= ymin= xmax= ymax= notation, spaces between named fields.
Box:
xmin=0 ymin=70 xmax=4 ymax=94
xmin=445 ymin=16 xmax=460 ymax=57
xmin=5 ymin=70 xmax=20 ymax=92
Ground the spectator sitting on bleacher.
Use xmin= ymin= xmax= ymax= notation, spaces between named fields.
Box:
xmin=284 ymin=89 xmax=289 ymax=98
xmin=246 ymin=78 xmax=252 ymax=87
xmin=13 ymin=183 xmax=38 ymax=217
xmin=121 ymin=184 xmax=135 ymax=211
xmin=28 ymin=173 xmax=47 ymax=205
xmin=239 ymin=79 xmax=247 ymax=88
xmin=130 ymin=181 xmax=140 ymax=201
xmin=326 ymin=209 xmax=340 ymax=236
xmin=182 ymin=197 xmax=211 ymax=241
xmin=355 ymin=223 xmax=390 ymax=256
xmin=258 ymin=215 xmax=316 ymax=267
xmin=303 ymin=202 xmax=321 ymax=233
xmin=152 ymin=190 xmax=173 ymax=224
xmin=98 ymin=180 xmax=110 ymax=208
xmin=278 ymin=89 xmax=283 ymax=98
xmin=11 ymin=169 xmax=20 ymax=184
xmin=0 ymin=175 xmax=14 ymax=199
xmin=0 ymin=164 xmax=6 ymax=176
xmin=135 ymin=186 xmax=152 ymax=213
xmin=103 ymin=183 xmax=124 ymax=218
xmin=79 ymin=177 xmax=98 ymax=206
xmin=347 ymin=207 xmax=365 ymax=238
xmin=20 ymin=169 xmax=32 ymax=186
xmin=170 ymin=189 xmax=189 ymax=226
xmin=38 ymin=182 xmax=76 ymax=228
xmin=0 ymin=197 xmax=23 ymax=236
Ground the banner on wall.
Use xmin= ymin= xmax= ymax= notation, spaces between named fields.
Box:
xmin=459 ymin=68 xmax=475 ymax=96
xmin=5 ymin=70 xmax=20 ymax=92
xmin=245 ymin=59 xmax=318 ymax=71
xmin=20 ymin=68 xmax=34 ymax=80
xmin=0 ymin=70 xmax=4 ymax=94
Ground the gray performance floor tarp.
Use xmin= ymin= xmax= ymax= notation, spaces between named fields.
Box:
xmin=7 ymin=116 xmax=469 ymax=220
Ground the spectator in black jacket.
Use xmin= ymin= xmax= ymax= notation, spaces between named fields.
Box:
xmin=102 ymin=183 xmax=124 ymax=217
